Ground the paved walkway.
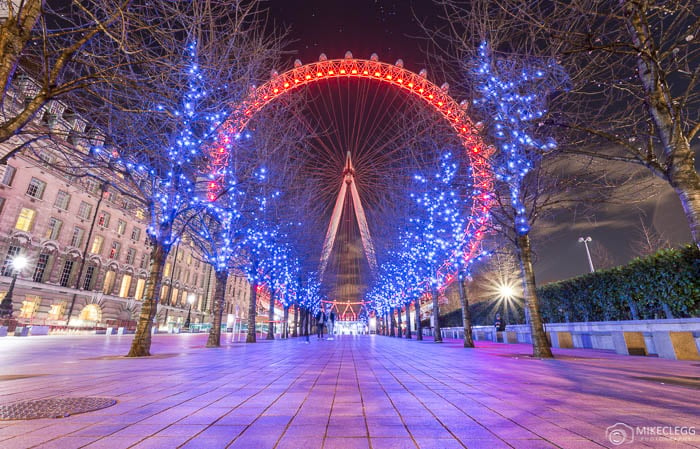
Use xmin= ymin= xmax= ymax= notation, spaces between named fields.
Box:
xmin=0 ymin=334 xmax=698 ymax=449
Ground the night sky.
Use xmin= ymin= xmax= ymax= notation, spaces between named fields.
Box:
xmin=264 ymin=0 xmax=693 ymax=284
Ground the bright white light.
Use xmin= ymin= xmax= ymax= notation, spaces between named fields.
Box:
xmin=498 ymin=284 xmax=515 ymax=299
xmin=11 ymin=255 xmax=28 ymax=271
xmin=187 ymin=294 xmax=196 ymax=305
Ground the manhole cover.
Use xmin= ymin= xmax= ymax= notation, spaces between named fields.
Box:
xmin=0 ymin=397 xmax=116 ymax=420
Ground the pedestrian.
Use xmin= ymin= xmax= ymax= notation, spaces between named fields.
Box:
xmin=327 ymin=310 xmax=336 ymax=340
xmin=494 ymin=313 xmax=505 ymax=332
xmin=315 ymin=308 xmax=325 ymax=339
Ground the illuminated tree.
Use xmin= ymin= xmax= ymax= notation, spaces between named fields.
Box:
xmin=399 ymin=151 xmax=470 ymax=343
xmin=469 ymin=42 xmax=569 ymax=358
xmin=59 ymin=0 xmax=280 ymax=357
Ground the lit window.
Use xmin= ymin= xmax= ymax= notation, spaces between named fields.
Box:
xmin=26 ymin=177 xmax=47 ymax=199
xmin=47 ymin=303 xmax=66 ymax=321
xmin=19 ymin=296 xmax=41 ymax=319
xmin=117 ymin=219 xmax=127 ymax=235
xmin=54 ymin=190 xmax=71 ymax=210
xmin=90 ymin=235 xmax=104 ymax=254
xmin=119 ymin=274 xmax=132 ymax=298
xmin=135 ymin=208 xmax=145 ymax=220
xmin=44 ymin=217 xmax=62 ymax=240
xmin=134 ymin=278 xmax=146 ymax=300
xmin=15 ymin=208 xmax=36 ymax=231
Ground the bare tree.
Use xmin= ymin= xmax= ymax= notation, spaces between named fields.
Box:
xmin=631 ymin=215 xmax=672 ymax=256
xmin=0 ymin=1 xmax=147 ymax=160
xmin=589 ymin=240 xmax=617 ymax=270
xmin=430 ymin=0 xmax=700 ymax=246
xmin=49 ymin=0 xmax=281 ymax=356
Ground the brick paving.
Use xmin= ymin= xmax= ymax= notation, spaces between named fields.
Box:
xmin=0 ymin=333 xmax=698 ymax=449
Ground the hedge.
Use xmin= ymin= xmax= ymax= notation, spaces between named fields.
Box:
xmin=537 ymin=244 xmax=700 ymax=322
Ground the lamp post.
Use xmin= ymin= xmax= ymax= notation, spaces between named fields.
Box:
xmin=184 ymin=293 xmax=195 ymax=329
xmin=0 ymin=255 xmax=29 ymax=319
xmin=578 ymin=236 xmax=595 ymax=273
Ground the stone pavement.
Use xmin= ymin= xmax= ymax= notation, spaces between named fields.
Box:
xmin=0 ymin=333 xmax=698 ymax=449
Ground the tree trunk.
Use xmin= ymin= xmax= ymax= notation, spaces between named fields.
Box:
xmin=515 ymin=234 xmax=553 ymax=358
xmin=127 ymin=241 xmax=167 ymax=357
xmin=671 ymin=173 xmax=700 ymax=249
xmin=246 ymin=282 xmax=258 ymax=343
xmin=292 ymin=303 xmax=298 ymax=337
xmin=266 ymin=287 xmax=275 ymax=340
xmin=396 ymin=306 xmax=402 ymax=338
xmin=457 ymin=275 xmax=474 ymax=348
xmin=404 ymin=304 xmax=411 ymax=339
xmin=389 ymin=307 xmax=396 ymax=337
xmin=206 ymin=270 xmax=228 ymax=348
xmin=283 ymin=305 xmax=289 ymax=338
xmin=432 ymin=287 xmax=442 ymax=343
xmin=414 ymin=297 xmax=423 ymax=341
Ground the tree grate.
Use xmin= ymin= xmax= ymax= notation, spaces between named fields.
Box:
xmin=0 ymin=397 xmax=116 ymax=420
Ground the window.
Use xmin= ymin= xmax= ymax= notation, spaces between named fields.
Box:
xmin=54 ymin=190 xmax=71 ymax=210
xmin=25 ymin=177 xmax=46 ymax=199
xmin=119 ymin=274 xmax=132 ymax=298
xmin=59 ymin=260 xmax=74 ymax=287
xmin=116 ymin=219 xmax=127 ymax=235
xmin=108 ymin=241 xmax=120 ymax=259
xmin=15 ymin=208 xmax=36 ymax=231
xmin=1 ymin=165 xmax=16 ymax=186
xmin=126 ymin=248 xmax=136 ymax=265
xmin=90 ymin=235 xmax=104 ymax=254
xmin=135 ymin=208 xmax=145 ymax=220
xmin=77 ymin=201 xmax=93 ymax=220
xmin=47 ymin=303 xmax=66 ymax=321
xmin=130 ymin=227 xmax=141 ymax=241
xmin=44 ymin=217 xmax=62 ymax=240
xmin=19 ymin=296 xmax=40 ymax=319
xmin=1 ymin=245 xmax=21 ymax=276
xmin=134 ymin=278 xmax=146 ymax=300
xmin=140 ymin=253 xmax=149 ymax=270
xmin=83 ymin=265 xmax=95 ymax=290
xmin=97 ymin=211 xmax=110 ymax=228
xmin=85 ymin=178 xmax=100 ymax=194
xmin=33 ymin=253 xmax=50 ymax=282
xmin=70 ymin=227 xmax=84 ymax=247
xmin=0 ymin=197 xmax=5 ymax=215
xmin=102 ymin=271 xmax=115 ymax=294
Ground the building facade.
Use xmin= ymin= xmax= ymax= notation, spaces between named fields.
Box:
xmin=0 ymin=77 xmax=258 ymax=331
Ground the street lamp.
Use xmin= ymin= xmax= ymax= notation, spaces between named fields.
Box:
xmin=578 ymin=236 xmax=595 ymax=273
xmin=183 ymin=293 xmax=196 ymax=329
xmin=0 ymin=255 xmax=29 ymax=319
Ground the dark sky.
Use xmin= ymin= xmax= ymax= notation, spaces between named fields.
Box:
xmin=267 ymin=0 xmax=434 ymax=69
xmin=264 ymin=0 xmax=694 ymax=284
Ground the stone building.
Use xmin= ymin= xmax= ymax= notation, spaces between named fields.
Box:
xmin=0 ymin=76 xmax=256 ymax=331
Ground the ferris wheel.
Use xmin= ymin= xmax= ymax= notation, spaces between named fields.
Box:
xmin=210 ymin=52 xmax=494 ymax=315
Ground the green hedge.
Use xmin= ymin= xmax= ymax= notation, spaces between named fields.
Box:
xmin=537 ymin=245 xmax=700 ymax=322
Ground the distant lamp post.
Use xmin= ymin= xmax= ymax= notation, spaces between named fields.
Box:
xmin=184 ymin=294 xmax=196 ymax=329
xmin=0 ymin=255 xmax=29 ymax=319
xmin=578 ymin=236 xmax=595 ymax=273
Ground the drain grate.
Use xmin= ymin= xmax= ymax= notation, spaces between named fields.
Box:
xmin=0 ymin=397 xmax=116 ymax=420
